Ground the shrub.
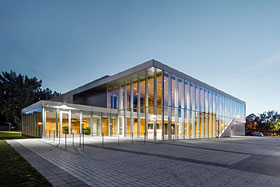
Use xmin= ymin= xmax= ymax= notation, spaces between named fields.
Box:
xmin=84 ymin=127 xmax=91 ymax=135
xmin=62 ymin=126 xmax=69 ymax=134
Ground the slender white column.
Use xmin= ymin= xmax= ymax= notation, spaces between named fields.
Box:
xmin=118 ymin=85 xmax=123 ymax=136
xmin=209 ymin=91 xmax=213 ymax=138
xmin=154 ymin=70 xmax=157 ymax=140
xmin=42 ymin=107 xmax=46 ymax=138
xmin=205 ymin=89 xmax=209 ymax=138
xmin=192 ymin=84 xmax=196 ymax=139
xmin=137 ymin=78 xmax=140 ymax=137
xmin=161 ymin=72 xmax=165 ymax=140
xmin=68 ymin=110 xmax=71 ymax=135
xmin=213 ymin=93 xmax=216 ymax=137
xmin=197 ymin=86 xmax=200 ymax=138
xmin=130 ymin=80 xmax=133 ymax=137
xmin=186 ymin=81 xmax=190 ymax=139
xmin=100 ymin=113 xmax=102 ymax=136
xmin=124 ymin=83 xmax=127 ymax=137
xmin=181 ymin=80 xmax=185 ymax=139
xmin=56 ymin=109 xmax=58 ymax=137
xmin=168 ymin=74 xmax=172 ymax=140
xmin=220 ymin=95 xmax=222 ymax=137
xmin=80 ymin=112 xmax=82 ymax=134
xmin=201 ymin=88 xmax=205 ymax=138
xmin=145 ymin=74 xmax=148 ymax=137
xmin=174 ymin=76 xmax=178 ymax=138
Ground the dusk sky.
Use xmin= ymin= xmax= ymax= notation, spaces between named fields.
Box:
xmin=1 ymin=0 xmax=280 ymax=115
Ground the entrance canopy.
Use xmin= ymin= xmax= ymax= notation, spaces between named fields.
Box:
xmin=21 ymin=100 xmax=118 ymax=138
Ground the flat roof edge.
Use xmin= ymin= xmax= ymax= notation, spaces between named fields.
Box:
xmin=152 ymin=60 xmax=245 ymax=104
xmin=22 ymin=100 xmax=43 ymax=113
xmin=54 ymin=59 xmax=245 ymax=105
xmin=22 ymin=100 xmax=118 ymax=114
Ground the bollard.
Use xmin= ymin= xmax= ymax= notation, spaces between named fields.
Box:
xmin=83 ymin=132 xmax=85 ymax=150
xmin=49 ymin=130 xmax=50 ymax=141
xmin=79 ymin=133 xmax=81 ymax=149
xmin=59 ymin=131 xmax=60 ymax=144
xmin=132 ymin=133 xmax=133 ymax=145
xmin=118 ymin=134 xmax=120 ymax=145
xmin=54 ymin=130 xmax=55 ymax=142
xmin=144 ymin=131 xmax=146 ymax=144
xmin=65 ymin=133 xmax=67 ymax=149
xmin=102 ymin=133 xmax=104 ymax=147
xmin=72 ymin=133 xmax=74 ymax=148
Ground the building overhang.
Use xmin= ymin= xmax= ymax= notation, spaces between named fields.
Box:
xmin=22 ymin=100 xmax=118 ymax=114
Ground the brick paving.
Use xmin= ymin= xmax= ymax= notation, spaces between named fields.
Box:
xmin=8 ymin=140 xmax=89 ymax=187
xmin=7 ymin=136 xmax=280 ymax=187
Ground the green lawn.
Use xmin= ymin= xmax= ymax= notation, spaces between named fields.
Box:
xmin=0 ymin=131 xmax=25 ymax=139
xmin=0 ymin=131 xmax=52 ymax=187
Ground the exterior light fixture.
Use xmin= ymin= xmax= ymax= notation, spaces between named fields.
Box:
xmin=61 ymin=105 xmax=68 ymax=109
xmin=150 ymin=115 xmax=156 ymax=121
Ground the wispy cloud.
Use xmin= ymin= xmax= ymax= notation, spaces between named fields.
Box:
xmin=258 ymin=53 xmax=280 ymax=66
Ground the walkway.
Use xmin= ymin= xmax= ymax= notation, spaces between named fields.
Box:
xmin=7 ymin=136 xmax=280 ymax=187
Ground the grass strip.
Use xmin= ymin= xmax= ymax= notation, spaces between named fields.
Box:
xmin=0 ymin=139 xmax=52 ymax=187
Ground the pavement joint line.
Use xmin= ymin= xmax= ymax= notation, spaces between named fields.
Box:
xmin=41 ymin=139 xmax=252 ymax=167
xmin=188 ymin=138 xmax=280 ymax=147
xmin=42 ymin=138 xmax=255 ymax=158
xmin=84 ymin=144 xmax=229 ymax=168
xmin=42 ymin=137 xmax=275 ymax=157
xmin=143 ymin=139 xmax=280 ymax=157
xmin=160 ymin=141 xmax=256 ymax=156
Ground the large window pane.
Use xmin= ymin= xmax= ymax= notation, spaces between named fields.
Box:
xmin=140 ymin=78 xmax=146 ymax=113
xmin=148 ymin=75 xmax=154 ymax=113
xmin=46 ymin=108 xmax=56 ymax=135
xmin=164 ymin=72 xmax=169 ymax=107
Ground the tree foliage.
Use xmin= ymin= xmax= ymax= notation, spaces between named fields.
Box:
xmin=0 ymin=70 xmax=60 ymax=128
xmin=246 ymin=111 xmax=280 ymax=132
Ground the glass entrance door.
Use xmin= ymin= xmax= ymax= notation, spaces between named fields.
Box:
xmin=59 ymin=111 xmax=69 ymax=136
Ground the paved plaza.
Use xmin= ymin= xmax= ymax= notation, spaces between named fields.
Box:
xmin=7 ymin=136 xmax=280 ymax=187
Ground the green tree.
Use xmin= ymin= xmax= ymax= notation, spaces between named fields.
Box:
xmin=246 ymin=111 xmax=280 ymax=132
xmin=0 ymin=70 xmax=59 ymax=129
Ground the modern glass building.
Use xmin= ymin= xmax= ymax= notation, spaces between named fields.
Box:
xmin=22 ymin=60 xmax=246 ymax=140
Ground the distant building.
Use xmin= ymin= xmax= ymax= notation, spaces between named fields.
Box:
xmin=22 ymin=59 xmax=246 ymax=139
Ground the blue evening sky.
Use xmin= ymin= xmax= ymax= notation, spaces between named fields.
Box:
xmin=0 ymin=0 xmax=279 ymax=115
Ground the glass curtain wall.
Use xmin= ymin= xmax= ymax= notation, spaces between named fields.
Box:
xmin=106 ymin=68 xmax=246 ymax=140
xmin=112 ymin=68 xmax=163 ymax=139
xmin=161 ymin=72 xmax=245 ymax=139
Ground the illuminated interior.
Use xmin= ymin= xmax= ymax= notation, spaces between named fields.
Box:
xmin=22 ymin=65 xmax=245 ymax=139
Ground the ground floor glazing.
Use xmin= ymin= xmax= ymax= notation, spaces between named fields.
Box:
xmin=22 ymin=105 xmax=234 ymax=140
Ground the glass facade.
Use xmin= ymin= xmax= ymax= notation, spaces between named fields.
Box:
xmin=106 ymin=67 xmax=246 ymax=140
xmin=22 ymin=65 xmax=245 ymax=140
xmin=22 ymin=105 xmax=118 ymax=138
